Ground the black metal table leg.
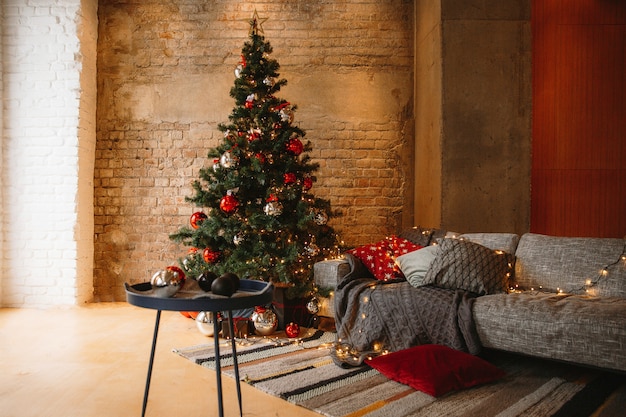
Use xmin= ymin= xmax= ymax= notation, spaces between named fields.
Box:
xmin=125 ymin=280 xmax=273 ymax=417
xmin=142 ymin=309 xmax=161 ymax=417
xmin=213 ymin=314 xmax=224 ymax=417
xmin=227 ymin=311 xmax=243 ymax=417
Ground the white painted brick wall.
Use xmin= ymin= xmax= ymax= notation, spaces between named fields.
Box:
xmin=0 ymin=0 xmax=4 ymax=305
xmin=1 ymin=0 xmax=97 ymax=307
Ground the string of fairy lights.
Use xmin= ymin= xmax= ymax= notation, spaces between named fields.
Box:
xmin=325 ymin=233 xmax=626 ymax=364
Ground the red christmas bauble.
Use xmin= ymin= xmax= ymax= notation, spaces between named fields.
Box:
xmin=303 ymin=177 xmax=313 ymax=190
xmin=254 ymin=153 xmax=266 ymax=164
xmin=190 ymin=211 xmax=207 ymax=229
xmin=166 ymin=265 xmax=186 ymax=284
xmin=248 ymin=129 xmax=261 ymax=141
xmin=284 ymin=172 xmax=297 ymax=185
xmin=285 ymin=322 xmax=300 ymax=338
xmin=286 ymin=137 xmax=304 ymax=155
xmin=275 ymin=102 xmax=291 ymax=111
xmin=203 ymin=248 xmax=220 ymax=263
xmin=220 ymin=194 xmax=239 ymax=214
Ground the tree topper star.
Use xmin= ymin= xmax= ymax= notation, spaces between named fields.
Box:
xmin=249 ymin=9 xmax=268 ymax=35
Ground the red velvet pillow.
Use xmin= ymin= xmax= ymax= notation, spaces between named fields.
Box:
xmin=348 ymin=236 xmax=422 ymax=281
xmin=366 ymin=344 xmax=505 ymax=397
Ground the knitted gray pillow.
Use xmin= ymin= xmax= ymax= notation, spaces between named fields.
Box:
xmin=398 ymin=226 xmax=435 ymax=247
xmin=423 ymin=239 xmax=515 ymax=295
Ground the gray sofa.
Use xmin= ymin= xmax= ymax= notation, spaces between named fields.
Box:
xmin=314 ymin=230 xmax=626 ymax=372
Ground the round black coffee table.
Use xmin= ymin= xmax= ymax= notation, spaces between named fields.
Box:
xmin=125 ymin=279 xmax=273 ymax=417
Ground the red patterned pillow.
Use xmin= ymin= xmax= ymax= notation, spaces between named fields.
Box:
xmin=388 ymin=235 xmax=423 ymax=257
xmin=366 ymin=344 xmax=505 ymax=397
xmin=348 ymin=236 xmax=422 ymax=281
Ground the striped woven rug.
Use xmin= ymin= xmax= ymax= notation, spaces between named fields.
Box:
xmin=174 ymin=330 xmax=626 ymax=417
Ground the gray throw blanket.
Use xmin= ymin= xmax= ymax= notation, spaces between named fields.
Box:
xmin=332 ymin=253 xmax=481 ymax=366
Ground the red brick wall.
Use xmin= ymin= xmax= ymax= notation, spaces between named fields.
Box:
xmin=95 ymin=0 xmax=414 ymax=300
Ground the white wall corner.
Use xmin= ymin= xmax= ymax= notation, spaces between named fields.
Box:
xmin=1 ymin=0 xmax=98 ymax=307
xmin=0 ymin=1 xmax=5 ymax=306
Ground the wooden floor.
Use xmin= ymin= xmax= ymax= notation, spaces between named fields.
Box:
xmin=0 ymin=303 xmax=321 ymax=417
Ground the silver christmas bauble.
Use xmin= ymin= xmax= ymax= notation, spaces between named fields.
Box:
xmin=251 ymin=307 xmax=278 ymax=336
xmin=306 ymin=297 xmax=320 ymax=315
xmin=305 ymin=243 xmax=320 ymax=256
xmin=314 ymin=211 xmax=329 ymax=225
xmin=263 ymin=201 xmax=283 ymax=216
xmin=220 ymin=151 xmax=234 ymax=168
xmin=279 ymin=107 xmax=294 ymax=123
xmin=234 ymin=64 xmax=243 ymax=78
xmin=150 ymin=269 xmax=183 ymax=297
xmin=196 ymin=311 xmax=216 ymax=337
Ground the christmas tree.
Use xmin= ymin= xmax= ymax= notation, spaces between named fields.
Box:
xmin=170 ymin=12 xmax=339 ymax=298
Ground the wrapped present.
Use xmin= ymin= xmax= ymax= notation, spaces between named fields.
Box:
xmin=313 ymin=258 xmax=350 ymax=289
xmin=221 ymin=317 xmax=253 ymax=339
xmin=271 ymin=286 xmax=312 ymax=330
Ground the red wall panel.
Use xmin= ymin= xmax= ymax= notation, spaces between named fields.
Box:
xmin=532 ymin=0 xmax=626 ymax=237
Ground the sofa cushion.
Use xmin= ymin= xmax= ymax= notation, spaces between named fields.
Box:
xmin=459 ymin=233 xmax=520 ymax=255
xmin=348 ymin=236 xmax=423 ymax=281
xmin=423 ymin=239 xmax=514 ymax=295
xmin=398 ymin=226 xmax=436 ymax=247
xmin=514 ymin=233 xmax=626 ymax=297
xmin=366 ymin=344 xmax=505 ymax=397
xmin=473 ymin=292 xmax=626 ymax=372
xmin=396 ymin=245 xmax=441 ymax=287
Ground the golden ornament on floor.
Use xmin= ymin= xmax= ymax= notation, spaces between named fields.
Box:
xmin=251 ymin=306 xmax=278 ymax=336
